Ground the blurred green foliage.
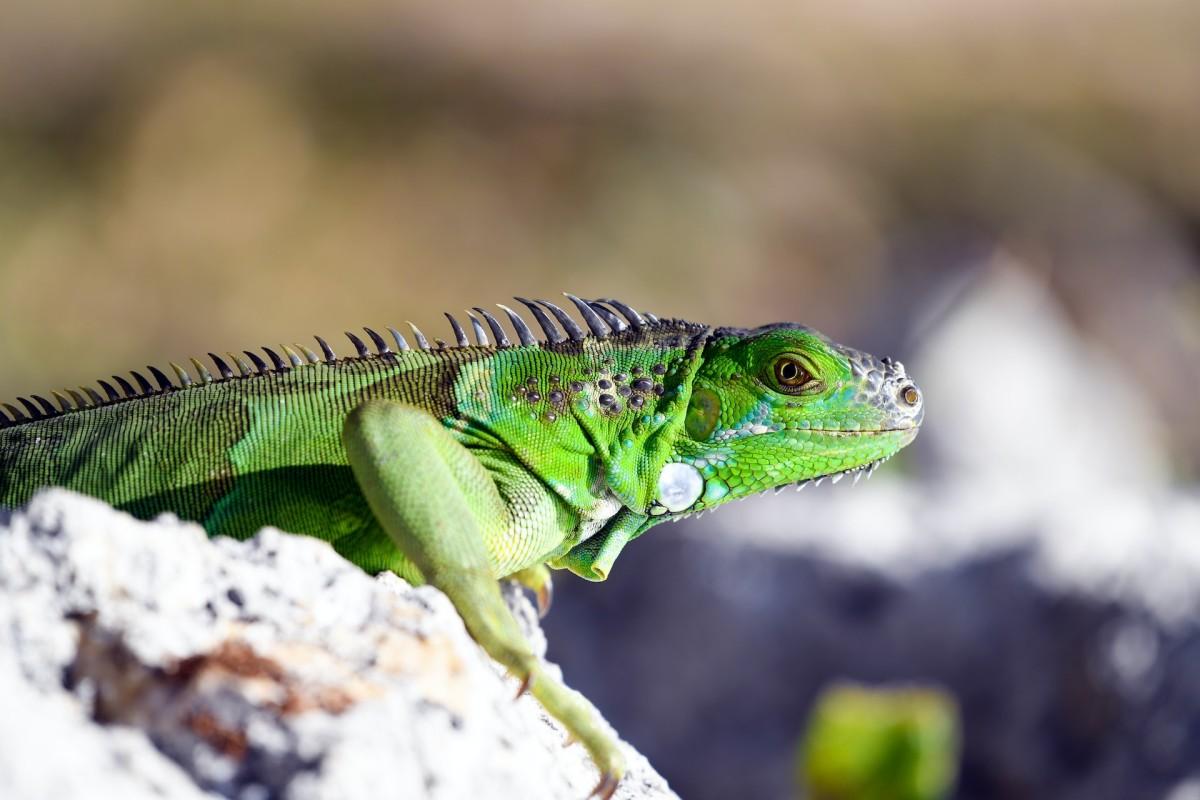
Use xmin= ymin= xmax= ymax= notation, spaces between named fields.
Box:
xmin=799 ymin=683 xmax=960 ymax=800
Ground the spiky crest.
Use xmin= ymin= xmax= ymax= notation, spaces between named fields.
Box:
xmin=0 ymin=295 xmax=703 ymax=428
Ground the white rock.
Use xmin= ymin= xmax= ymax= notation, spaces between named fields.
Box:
xmin=0 ymin=489 xmax=677 ymax=800
xmin=915 ymin=255 xmax=1168 ymax=500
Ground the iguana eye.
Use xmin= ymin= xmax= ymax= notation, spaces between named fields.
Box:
xmin=772 ymin=356 xmax=812 ymax=389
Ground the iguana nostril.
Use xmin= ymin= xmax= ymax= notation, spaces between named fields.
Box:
xmin=901 ymin=385 xmax=920 ymax=406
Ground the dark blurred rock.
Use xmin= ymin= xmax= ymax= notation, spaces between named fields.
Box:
xmin=546 ymin=526 xmax=1200 ymax=800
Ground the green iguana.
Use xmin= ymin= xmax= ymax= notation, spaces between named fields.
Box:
xmin=0 ymin=295 xmax=923 ymax=797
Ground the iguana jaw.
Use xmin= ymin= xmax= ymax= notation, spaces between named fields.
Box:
xmin=650 ymin=425 xmax=918 ymax=517
xmin=788 ymin=425 xmax=918 ymax=484
xmin=732 ymin=424 xmax=918 ymax=500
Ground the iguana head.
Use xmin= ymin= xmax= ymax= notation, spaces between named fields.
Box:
xmin=653 ymin=323 xmax=923 ymax=515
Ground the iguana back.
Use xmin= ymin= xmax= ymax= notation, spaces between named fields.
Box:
xmin=0 ymin=300 xmax=704 ymax=575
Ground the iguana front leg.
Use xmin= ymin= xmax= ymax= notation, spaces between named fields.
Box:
xmin=341 ymin=399 xmax=625 ymax=797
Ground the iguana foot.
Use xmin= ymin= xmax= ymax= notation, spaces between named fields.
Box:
xmin=521 ymin=662 xmax=626 ymax=797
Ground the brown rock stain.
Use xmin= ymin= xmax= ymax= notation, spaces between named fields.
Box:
xmin=171 ymin=639 xmax=366 ymax=717
xmin=184 ymin=709 xmax=248 ymax=760
xmin=374 ymin=629 xmax=470 ymax=713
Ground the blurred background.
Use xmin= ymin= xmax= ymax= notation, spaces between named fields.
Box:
xmin=2 ymin=0 xmax=1199 ymax=797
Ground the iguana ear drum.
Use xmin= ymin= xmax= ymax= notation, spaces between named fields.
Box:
xmin=684 ymin=387 xmax=720 ymax=440
xmin=657 ymin=462 xmax=704 ymax=512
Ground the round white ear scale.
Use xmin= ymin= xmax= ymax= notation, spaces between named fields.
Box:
xmin=657 ymin=463 xmax=704 ymax=512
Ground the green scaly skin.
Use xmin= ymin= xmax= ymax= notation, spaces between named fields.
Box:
xmin=0 ymin=296 xmax=924 ymax=797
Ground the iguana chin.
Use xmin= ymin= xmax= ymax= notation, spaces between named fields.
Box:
xmin=0 ymin=295 xmax=923 ymax=797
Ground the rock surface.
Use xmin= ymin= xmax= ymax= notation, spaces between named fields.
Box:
xmin=0 ymin=489 xmax=676 ymax=800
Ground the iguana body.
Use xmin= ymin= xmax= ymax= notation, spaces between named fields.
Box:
xmin=0 ymin=295 xmax=923 ymax=796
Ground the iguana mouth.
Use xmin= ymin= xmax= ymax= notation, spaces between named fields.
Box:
xmin=788 ymin=427 xmax=917 ymax=436
xmin=777 ymin=455 xmax=897 ymax=492
xmin=719 ymin=425 xmax=918 ymax=444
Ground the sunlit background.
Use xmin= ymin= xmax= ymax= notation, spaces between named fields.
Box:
xmin=3 ymin=1 xmax=1199 ymax=798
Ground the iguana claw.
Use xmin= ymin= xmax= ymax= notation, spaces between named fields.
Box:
xmin=515 ymin=671 xmax=535 ymax=700
xmin=536 ymin=580 xmax=553 ymax=618
xmin=507 ymin=564 xmax=554 ymax=618
xmin=589 ymin=771 xmax=621 ymax=800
